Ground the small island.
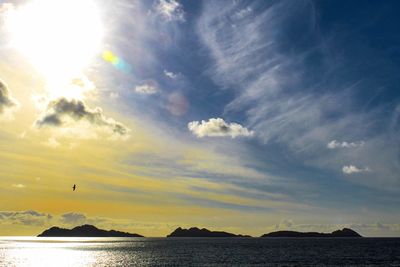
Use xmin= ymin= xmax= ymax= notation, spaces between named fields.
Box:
xmin=261 ymin=228 xmax=362 ymax=238
xmin=167 ymin=227 xmax=251 ymax=237
xmin=37 ymin=224 xmax=144 ymax=237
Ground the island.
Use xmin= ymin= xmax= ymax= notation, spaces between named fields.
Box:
xmin=167 ymin=227 xmax=251 ymax=237
xmin=37 ymin=224 xmax=144 ymax=237
xmin=261 ymin=228 xmax=362 ymax=238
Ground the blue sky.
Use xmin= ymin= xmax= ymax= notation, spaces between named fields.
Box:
xmin=0 ymin=0 xmax=399 ymax=236
xmin=104 ymin=0 xmax=400 ymax=231
xmin=109 ymin=0 xmax=400 ymax=201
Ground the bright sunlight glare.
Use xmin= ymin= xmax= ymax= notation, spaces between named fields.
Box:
xmin=5 ymin=0 xmax=103 ymax=98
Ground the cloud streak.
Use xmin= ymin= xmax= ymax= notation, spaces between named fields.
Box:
xmin=327 ymin=140 xmax=365 ymax=149
xmin=342 ymin=165 xmax=370 ymax=174
xmin=0 ymin=210 xmax=52 ymax=226
xmin=134 ymin=80 xmax=159 ymax=95
xmin=164 ymin=70 xmax=177 ymax=79
xmin=12 ymin=183 xmax=26 ymax=188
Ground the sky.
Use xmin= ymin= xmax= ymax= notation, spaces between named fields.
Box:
xmin=0 ymin=0 xmax=399 ymax=237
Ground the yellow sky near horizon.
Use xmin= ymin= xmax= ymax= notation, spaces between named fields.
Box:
xmin=0 ymin=61 xmax=294 ymax=236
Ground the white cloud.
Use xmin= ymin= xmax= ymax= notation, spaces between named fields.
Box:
xmin=134 ymin=81 xmax=159 ymax=95
xmin=188 ymin=118 xmax=254 ymax=138
xmin=327 ymin=140 xmax=364 ymax=149
xmin=342 ymin=165 xmax=371 ymax=174
xmin=154 ymin=0 xmax=185 ymax=22
xmin=164 ymin=70 xmax=178 ymax=79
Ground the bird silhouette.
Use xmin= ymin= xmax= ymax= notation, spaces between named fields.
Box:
xmin=72 ymin=184 xmax=76 ymax=191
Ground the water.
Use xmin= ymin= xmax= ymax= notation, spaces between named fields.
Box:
xmin=1 ymin=237 xmax=399 ymax=266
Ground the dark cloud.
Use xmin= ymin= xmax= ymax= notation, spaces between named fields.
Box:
xmin=275 ymin=219 xmax=293 ymax=230
xmin=60 ymin=212 xmax=87 ymax=225
xmin=0 ymin=210 xmax=52 ymax=226
xmin=0 ymin=79 xmax=18 ymax=115
xmin=35 ymin=97 xmax=129 ymax=137
xmin=60 ymin=212 xmax=112 ymax=227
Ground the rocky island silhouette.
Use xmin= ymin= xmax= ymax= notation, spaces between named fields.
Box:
xmin=167 ymin=227 xmax=251 ymax=237
xmin=261 ymin=228 xmax=362 ymax=238
xmin=37 ymin=225 xmax=362 ymax=238
xmin=37 ymin=224 xmax=143 ymax=237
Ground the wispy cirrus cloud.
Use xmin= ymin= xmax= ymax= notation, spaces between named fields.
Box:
xmin=188 ymin=118 xmax=253 ymax=138
xmin=197 ymin=0 xmax=400 ymax=191
xmin=197 ymin=1 xmax=355 ymax=148
xmin=232 ymin=7 xmax=253 ymax=20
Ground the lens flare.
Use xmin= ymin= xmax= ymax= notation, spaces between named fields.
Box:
xmin=102 ymin=50 xmax=132 ymax=73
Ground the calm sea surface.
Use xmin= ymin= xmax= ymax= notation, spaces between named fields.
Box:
xmin=0 ymin=237 xmax=399 ymax=266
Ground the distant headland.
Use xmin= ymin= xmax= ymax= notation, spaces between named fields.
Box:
xmin=37 ymin=224 xmax=143 ymax=237
xmin=167 ymin=227 xmax=251 ymax=237
xmin=261 ymin=228 xmax=362 ymax=238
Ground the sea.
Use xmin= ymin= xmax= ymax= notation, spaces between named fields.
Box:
xmin=0 ymin=237 xmax=399 ymax=266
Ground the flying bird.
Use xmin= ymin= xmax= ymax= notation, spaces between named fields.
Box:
xmin=72 ymin=184 xmax=76 ymax=191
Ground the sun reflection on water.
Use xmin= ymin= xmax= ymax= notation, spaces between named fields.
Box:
xmin=0 ymin=237 xmax=142 ymax=267
xmin=2 ymin=239 xmax=95 ymax=266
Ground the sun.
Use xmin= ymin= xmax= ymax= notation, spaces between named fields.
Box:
xmin=5 ymin=0 xmax=103 ymax=98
